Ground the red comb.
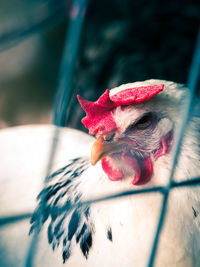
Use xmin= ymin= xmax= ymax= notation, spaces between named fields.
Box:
xmin=77 ymin=84 xmax=164 ymax=135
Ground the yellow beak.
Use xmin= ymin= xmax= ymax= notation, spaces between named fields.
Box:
xmin=91 ymin=136 xmax=123 ymax=165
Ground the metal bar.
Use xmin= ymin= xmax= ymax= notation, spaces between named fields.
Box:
xmin=24 ymin=1 xmax=89 ymax=266
xmin=53 ymin=0 xmax=88 ymax=126
xmin=59 ymin=176 xmax=200 ymax=211
xmin=2 ymin=176 xmax=200 ymax=226
xmin=0 ymin=213 xmax=32 ymax=226
xmin=147 ymin=27 xmax=200 ymax=267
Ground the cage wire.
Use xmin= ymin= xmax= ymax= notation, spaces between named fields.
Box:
xmin=24 ymin=1 xmax=89 ymax=266
xmin=0 ymin=0 xmax=200 ymax=266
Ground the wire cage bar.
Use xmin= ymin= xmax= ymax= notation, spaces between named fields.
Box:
xmin=0 ymin=1 xmax=199 ymax=267
xmin=24 ymin=1 xmax=89 ymax=266
xmin=147 ymin=27 xmax=200 ymax=267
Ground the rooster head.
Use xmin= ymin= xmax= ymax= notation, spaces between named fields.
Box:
xmin=77 ymin=80 xmax=182 ymax=186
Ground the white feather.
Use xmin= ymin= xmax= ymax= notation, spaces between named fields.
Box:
xmin=0 ymin=79 xmax=200 ymax=267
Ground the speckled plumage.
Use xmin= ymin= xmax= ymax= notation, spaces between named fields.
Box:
xmin=0 ymin=80 xmax=200 ymax=267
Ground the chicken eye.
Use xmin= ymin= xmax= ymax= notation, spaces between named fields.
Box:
xmin=135 ymin=113 xmax=153 ymax=130
xmin=103 ymin=132 xmax=115 ymax=142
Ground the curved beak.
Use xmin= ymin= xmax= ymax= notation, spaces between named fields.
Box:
xmin=91 ymin=136 xmax=123 ymax=165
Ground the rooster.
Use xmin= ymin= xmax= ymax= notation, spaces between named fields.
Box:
xmin=0 ymin=79 xmax=200 ymax=267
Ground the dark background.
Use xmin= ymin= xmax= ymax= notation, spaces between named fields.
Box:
xmin=0 ymin=0 xmax=199 ymax=131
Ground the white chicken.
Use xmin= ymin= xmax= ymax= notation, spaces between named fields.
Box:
xmin=0 ymin=79 xmax=200 ymax=267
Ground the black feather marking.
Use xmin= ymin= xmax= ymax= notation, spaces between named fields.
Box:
xmin=68 ymin=210 xmax=81 ymax=241
xmin=64 ymin=170 xmax=72 ymax=176
xmin=80 ymin=230 xmax=92 ymax=259
xmin=29 ymin=157 xmax=92 ymax=262
xmin=192 ymin=206 xmax=198 ymax=218
xmin=54 ymin=215 xmax=66 ymax=237
xmin=30 ymin=210 xmax=37 ymax=224
xmin=52 ymin=191 xmax=67 ymax=206
xmin=52 ymin=241 xmax=56 ymax=251
xmin=62 ymin=243 xmax=71 ymax=263
xmin=107 ymin=227 xmax=113 ymax=242
xmin=84 ymin=207 xmax=90 ymax=219
xmin=29 ymin=224 xmax=34 ymax=235
xmin=74 ymin=193 xmax=81 ymax=203
xmin=72 ymin=157 xmax=81 ymax=163
xmin=50 ymin=207 xmax=59 ymax=222
xmin=49 ymin=165 xmax=70 ymax=179
xmin=48 ymin=223 xmax=53 ymax=244
xmin=42 ymin=207 xmax=50 ymax=224
xmin=71 ymin=171 xmax=80 ymax=179
xmin=56 ymin=230 xmax=65 ymax=242
xmin=50 ymin=200 xmax=71 ymax=222
xmin=63 ymin=236 xmax=67 ymax=247
xmin=44 ymin=180 xmax=72 ymax=201
xmin=76 ymin=223 xmax=87 ymax=243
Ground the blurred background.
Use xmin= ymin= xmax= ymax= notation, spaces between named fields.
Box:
xmin=0 ymin=0 xmax=199 ymax=131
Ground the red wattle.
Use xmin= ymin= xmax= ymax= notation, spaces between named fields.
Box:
xmin=122 ymin=152 xmax=153 ymax=185
xmin=155 ymin=131 xmax=173 ymax=160
xmin=101 ymin=157 xmax=123 ymax=181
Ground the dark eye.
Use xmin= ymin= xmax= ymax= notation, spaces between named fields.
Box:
xmin=135 ymin=113 xmax=153 ymax=130
xmin=103 ymin=132 xmax=115 ymax=142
